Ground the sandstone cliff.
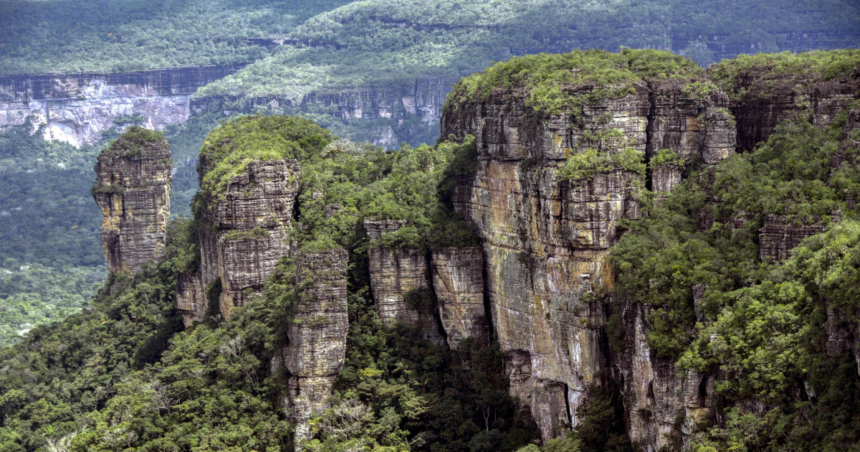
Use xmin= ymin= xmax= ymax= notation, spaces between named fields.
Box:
xmin=364 ymin=219 xmax=444 ymax=344
xmin=178 ymin=159 xmax=300 ymax=323
xmin=0 ymin=66 xmax=243 ymax=146
xmin=430 ymin=246 xmax=489 ymax=349
xmin=441 ymin=56 xmax=736 ymax=445
xmin=91 ymin=127 xmax=172 ymax=274
xmin=275 ymin=249 xmax=349 ymax=451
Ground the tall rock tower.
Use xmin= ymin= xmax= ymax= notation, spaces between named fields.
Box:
xmin=92 ymin=126 xmax=172 ymax=274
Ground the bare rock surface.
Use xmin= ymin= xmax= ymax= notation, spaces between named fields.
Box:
xmin=92 ymin=134 xmax=171 ymax=274
xmin=277 ymin=249 xmax=349 ymax=451
xmin=442 ymin=74 xmax=734 ymax=445
xmin=431 ymin=246 xmax=489 ymax=349
xmin=365 ymin=219 xmax=444 ymax=344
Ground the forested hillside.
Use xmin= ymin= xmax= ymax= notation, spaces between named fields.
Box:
xmin=0 ymin=0 xmax=354 ymax=74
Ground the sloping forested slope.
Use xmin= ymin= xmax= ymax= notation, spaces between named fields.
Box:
xmin=195 ymin=0 xmax=860 ymax=100
xmin=0 ymin=0 xmax=355 ymax=75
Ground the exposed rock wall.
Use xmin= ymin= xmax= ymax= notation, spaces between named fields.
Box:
xmin=176 ymin=272 xmax=206 ymax=327
xmin=442 ymin=77 xmax=735 ymax=444
xmin=91 ymin=137 xmax=172 ymax=274
xmin=430 ymin=246 xmax=489 ymax=349
xmin=723 ymin=68 xmax=860 ymax=150
xmin=758 ymin=214 xmax=831 ymax=262
xmin=179 ymin=159 xmax=300 ymax=322
xmin=364 ymin=220 xmax=444 ymax=344
xmin=0 ymin=66 xmax=243 ymax=146
xmin=278 ymin=249 xmax=349 ymax=451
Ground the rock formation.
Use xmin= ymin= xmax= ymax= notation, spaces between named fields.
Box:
xmin=719 ymin=64 xmax=860 ymax=151
xmin=430 ymin=246 xmax=489 ymax=349
xmin=364 ymin=219 xmax=444 ymax=343
xmin=91 ymin=128 xmax=172 ymax=274
xmin=0 ymin=66 xmax=243 ymax=146
xmin=193 ymin=159 xmax=300 ymax=320
xmin=176 ymin=272 xmax=207 ymax=327
xmin=758 ymin=214 xmax=832 ymax=262
xmin=277 ymin=249 xmax=349 ymax=450
xmin=442 ymin=72 xmax=736 ymax=444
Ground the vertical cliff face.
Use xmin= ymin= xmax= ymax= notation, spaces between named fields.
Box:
xmin=0 ymin=66 xmax=243 ymax=146
xmin=91 ymin=128 xmax=172 ymax=274
xmin=277 ymin=249 xmax=349 ymax=450
xmin=364 ymin=219 xmax=444 ymax=343
xmin=430 ymin=246 xmax=489 ymax=349
xmin=442 ymin=61 xmax=736 ymax=444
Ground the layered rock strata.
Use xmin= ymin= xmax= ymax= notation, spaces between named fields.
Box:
xmin=178 ymin=159 xmax=299 ymax=322
xmin=758 ymin=214 xmax=832 ymax=262
xmin=364 ymin=219 xmax=444 ymax=343
xmin=722 ymin=67 xmax=860 ymax=150
xmin=176 ymin=273 xmax=207 ymax=327
xmin=92 ymin=134 xmax=172 ymax=274
xmin=430 ymin=247 xmax=489 ymax=349
xmin=278 ymin=249 xmax=349 ymax=451
xmin=442 ymin=76 xmax=735 ymax=444
xmin=0 ymin=65 xmax=243 ymax=146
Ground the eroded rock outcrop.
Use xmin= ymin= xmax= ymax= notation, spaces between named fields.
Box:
xmin=715 ymin=63 xmax=860 ymax=151
xmin=180 ymin=159 xmax=300 ymax=322
xmin=276 ymin=249 xmax=349 ymax=450
xmin=758 ymin=214 xmax=833 ymax=262
xmin=92 ymin=128 xmax=172 ymax=274
xmin=0 ymin=66 xmax=243 ymax=146
xmin=430 ymin=246 xmax=489 ymax=349
xmin=214 ymin=160 xmax=299 ymax=319
xmin=365 ymin=219 xmax=444 ymax=343
xmin=442 ymin=67 xmax=735 ymax=444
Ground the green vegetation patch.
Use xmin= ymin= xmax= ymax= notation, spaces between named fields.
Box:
xmin=709 ymin=49 xmax=860 ymax=97
xmin=610 ymin=103 xmax=860 ymax=451
xmin=101 ymin=126 xmax=168 ymax=158
xmin=649 ymin=148 xmax=686 ymax=167
xmin=199 ymin=115 xmax=332 ymax=198
xmin=446 ymin=48 xmax=702 ymax=117
xmin=222 ymin=226 xmax=271 ymax=241
xmin=558 ymin=148 xmax=646 ymax=181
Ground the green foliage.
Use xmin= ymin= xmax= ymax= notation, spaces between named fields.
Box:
xmin=199 ymin=115 xmax=333 ymax=199
xmin=0 ymin=262 xmax=105 ymax=348
xmin=309 ymin=289 xmax=533 ymax=451
xmin=222 ymin=227 xmax=271 ymax=242
xmin=196 ymin=0 xmax=860 ymax=107
xmin=101 ymin=126 xmax=168 ymax=158
xmin=611 ymin=97 xmax=860 ymax=449
xmin=447 ymin=49 xmax=700 ymax=117
xmin=649 ymin=148 xmax=686 ymax=167
xmin=0 ymin=0 xmax=355 ymax=75
xmin=612 ymin=113 xmax=857 ymax=359
xmin=558 ymin=148 xmax=646 ymax=181
xmin=0 ymin=220 xmax=189 ymax=451
xmin=709 ymin=49 xmax=860 ymax=99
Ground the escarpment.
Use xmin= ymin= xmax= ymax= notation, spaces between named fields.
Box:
xmin=92 ymin=127 xmax=172 ymax=274
xmin=88 ymin=50 xmax=860 ymax=451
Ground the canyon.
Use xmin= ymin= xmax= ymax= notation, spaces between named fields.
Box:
xmin=90 ymin=51 xmax=860 ymax=451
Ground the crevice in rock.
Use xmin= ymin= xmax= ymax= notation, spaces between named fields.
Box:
xmin=644 ymin=82 xmax=658 ymax=192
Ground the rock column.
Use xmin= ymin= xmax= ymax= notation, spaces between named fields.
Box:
xmin=282 ymin=249 xmax=349 ymax=450
xmin=92 ymin=128 xmax=172 ymax=274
